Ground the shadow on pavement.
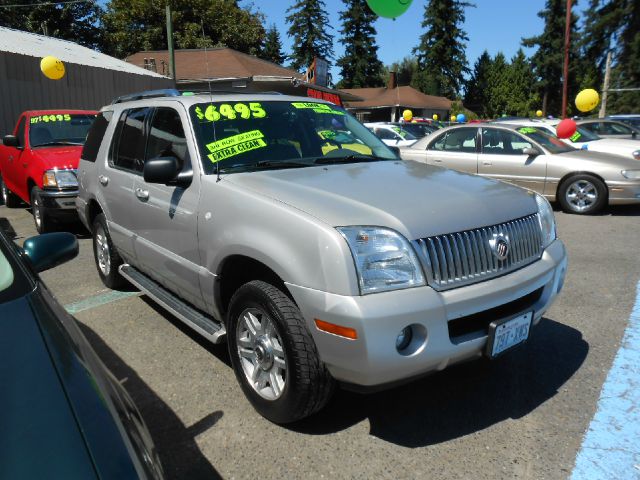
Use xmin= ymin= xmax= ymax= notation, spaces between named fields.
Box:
xmin=606 ymin=205 xmax=640 ymax=216
xmin=290 ymin=318 xmax=588 ymax=447
xmin=78 ymin=324 xmax=223 ymax=480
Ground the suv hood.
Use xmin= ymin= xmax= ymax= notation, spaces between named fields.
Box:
xmin=30 ymin=146 xmax=82 ymax=170
xmin=224 ymin=161 xmax=538 ymax=240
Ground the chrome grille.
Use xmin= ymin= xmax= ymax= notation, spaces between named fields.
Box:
xmin=413 ymin=214 xmax=543 ymax=291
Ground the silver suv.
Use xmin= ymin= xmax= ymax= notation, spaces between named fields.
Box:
xmin=76 ymin=90 xmax=568 ymax=423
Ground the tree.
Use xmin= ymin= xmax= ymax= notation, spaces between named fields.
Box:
xmin=0 ymin=0 xmax=102 ymax=49
xmin=413 ymin=0 xmax=473 ymax=98
xmin=503 ymin=50 xmax=539 ymax=116
xmin=336 ymin=0 xmax=384 ymax=88
xmin=101 ymin=0 xmax=266 ymax=59
xmin=464 ymin=51 xmax=493 ymax=116
xmin=486 ymin=53 xmax=509 ymax=117
xmin=261 ymin=24 xmax=285 ymax=65
xmin=286 ymin=0 xmax=334 ymax=71
xmin=581 ymin=0 xmax=640 ymax=112
xmin=387 ymin=57 xmax=418 ymax=86
xmin=522 ymin=0 xmax=581 ymax=116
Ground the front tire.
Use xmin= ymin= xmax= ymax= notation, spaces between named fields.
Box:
xmin=1 ymin=174 xmax=20 ymax=207
xmin=227 ymin=280 xmax=334 ymax=424
xmin=30 ymin=187 xmax=54 ymax=233
xmin=92 ymin=213 xmax=127 ymax=289
xmin=558 ymin=174 xmax=607 ymax=215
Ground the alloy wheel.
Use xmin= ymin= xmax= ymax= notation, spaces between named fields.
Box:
xmin=565 ymin=180 xmax=598 ymax=212
xmin=95 ymin=224 xmax=111 ymax=276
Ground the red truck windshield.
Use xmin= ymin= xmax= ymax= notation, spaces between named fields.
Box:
xmin=29 ymin=114 xmax=95 ymax=147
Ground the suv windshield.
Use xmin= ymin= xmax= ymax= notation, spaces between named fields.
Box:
xmin=189 ymin=101 xmax=397 ymax=174
xmin=29 ymin=114 xmax=95 ymax=147
xmin=515 ymin=127 xmax=576 ymax=154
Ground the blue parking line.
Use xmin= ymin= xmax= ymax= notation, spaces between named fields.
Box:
xmin=570 ymin=280 xmax=640 ymax=480
xmin=64 ymin=290 xmax=141 ymax=314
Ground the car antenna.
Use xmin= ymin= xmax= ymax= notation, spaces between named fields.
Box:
xmin=201 ymin=20 xmax=220 ymax=183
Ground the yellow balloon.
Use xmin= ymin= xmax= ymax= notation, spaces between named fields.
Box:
xmin=432 ymin=114 xmax=439 ymax=121
xmin=402 ymin=109 xmax=413 ymax=122
xmin=450 ymin=115 xmax=456 ymax=122
xmin=575 ymin=89 xmax=599 ymax=113
xmin=536 ymin=110 xmax=543 ymax=117
xmin=41 ymin=56 xmax=65 ymax=80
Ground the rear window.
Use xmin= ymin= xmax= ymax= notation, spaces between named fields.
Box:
xmin=81 ymin=111 xmax=113 ymax=162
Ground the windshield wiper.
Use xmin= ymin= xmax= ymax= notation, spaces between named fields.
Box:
xmin=33 ymin=141 xmax=83 ymax=147
xmin=218 ymin=160 xmax=311 ymax=173
xmin=313 ymin=154 xmax=389 ymax=165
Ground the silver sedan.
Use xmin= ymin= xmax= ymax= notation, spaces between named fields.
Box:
xmin=400 ymin=124 xmax=640 ymax=214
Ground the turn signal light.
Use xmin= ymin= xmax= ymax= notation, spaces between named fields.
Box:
xmin=43 ymin=171 xmax=57 ymax=187
xmin=314 ymin=319 xmax=358 ymax=340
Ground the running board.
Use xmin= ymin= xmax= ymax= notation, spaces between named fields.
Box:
xmin=119 ymin=264 xmax=226 ymax=344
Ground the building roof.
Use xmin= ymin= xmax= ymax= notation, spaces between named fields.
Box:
xmin=0 ymin=27 xmax=166 ymax=78
xmin=341 ymin=85 xmax=452 ymax=110
xmin=126 ymin=48 xmax=303 ymax=81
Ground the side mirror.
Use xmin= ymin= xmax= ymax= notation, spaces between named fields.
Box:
xmin=522 ymin=147 xmax=540 ymax=157
xmin=3 ymin=135 xmax=19 ymax=148
xmin=388 ymin=145 xmax=401 ymax=157
xmin=632 ymin=131 xmax=637 ymax=139
xmin=143 ymin=156 xmax=192 ymax=187
xmin=395 ymin=138 xmax=401 ymax=144
xmin=22 ymin=232 xmax=78 ymax=273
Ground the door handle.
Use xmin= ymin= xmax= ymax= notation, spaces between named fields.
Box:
xmin=22 ymin=163 xmax=28 ymax=168
xmin=483 ymin=162 xmax=492 ymax=166
xmin=8 ymin=156 xmax=13 ymax=162
xmin=135 ymin=188 xmax=149 ymax=200
xmin=433 ymin=159 xmax=443 ymax=163
xmin=98 ymin=175 xmax=109 ymax=186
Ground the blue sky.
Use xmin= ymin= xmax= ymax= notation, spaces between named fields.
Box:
xmin=249 ymin=0 xmax=587 ymax=79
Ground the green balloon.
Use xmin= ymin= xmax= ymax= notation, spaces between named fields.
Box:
xmin=366 ymin=0 xmax=413 ymax=18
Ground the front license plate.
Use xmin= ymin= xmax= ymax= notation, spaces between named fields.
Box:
xmin=487 ymin=311 xmax=533 ymax=358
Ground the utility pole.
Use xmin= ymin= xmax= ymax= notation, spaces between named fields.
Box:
xmin=166 ymin=4 xmax=176 ymax=81
xmin=599 ymin=51 xmax=612 ymax=118
xmin=561 ymin=0 xmax=572 ymax=118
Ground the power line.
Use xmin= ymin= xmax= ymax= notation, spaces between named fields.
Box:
xmin=0 ymin=0 xmax=93 ymax=8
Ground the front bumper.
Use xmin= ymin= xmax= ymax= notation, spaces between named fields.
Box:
xmin=287 ymin=239 xmax=567 ymax=388
xmin=39 ymin=189 xmax=79 ymax=220
xmin=607 ymin=180 xmax=640 ymax=205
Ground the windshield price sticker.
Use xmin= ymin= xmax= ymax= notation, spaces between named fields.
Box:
xmin=569 ymin=131 xmax=582 ymax=142
xmin=518 ymin=127 xmax=537 ymax=134
xmin=291 ymin=102 xmax=345 ymax=115
xmin=31 ymin=114 xmax=71 ymax=124
xmin=205 ymin=129 xmax=267 ymax=163
xmin=195 ymin=102 xmax=267 ymax=122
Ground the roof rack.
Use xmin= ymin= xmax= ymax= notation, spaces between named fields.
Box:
xmin=111 ymin=89 xmax=181 ymax=104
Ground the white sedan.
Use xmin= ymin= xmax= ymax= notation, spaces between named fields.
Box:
xmin=364 ymin=123 xmax=418 ymax=147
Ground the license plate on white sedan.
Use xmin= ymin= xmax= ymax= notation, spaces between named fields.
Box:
xmin=486 ymin=311 xmax=533 ymax=358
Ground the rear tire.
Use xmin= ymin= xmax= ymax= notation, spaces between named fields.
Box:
xmin=92 ymin=213 xmax=127 ymax=289
xmin=227 ymin=280 xmax=334 ymax=424
xmin=558 ymin=174 xmax=607 ymax=215
xmin=30 ymin=187 xmax=54 ymax=233
xmin=0 ymin=174 xmax=20 ymax=207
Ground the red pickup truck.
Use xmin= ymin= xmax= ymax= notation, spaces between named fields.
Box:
xmin=0 ymin=110 xmax=96 ymax=233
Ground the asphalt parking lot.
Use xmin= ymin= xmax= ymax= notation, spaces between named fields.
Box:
xmin=2 ymin=202 xmax=639 ymax=480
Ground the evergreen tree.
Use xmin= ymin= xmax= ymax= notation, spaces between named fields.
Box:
xmin=261 ymin=24 xmax=285 ymax=65
xmin=503 ymin=50 xmax=539 ymax=116
xmin=286 ymin=0 xmax=334 ymax=71
xmin=413 ymin=0 xmax=473 ymax=98
xmin=0 ymin=0 xmax=102 ymax=49
xmin=522 ymin=0 xmax=581 ymax=116
xmin=486 ymin=52 xmax=509 ymax=117
xmin=101 ymin=0 xmax=266 ymax=58
xmin=464 ymin=50 xmax=493 ymax=117
xmin=336 ymin=0 xmax=384 ymax=88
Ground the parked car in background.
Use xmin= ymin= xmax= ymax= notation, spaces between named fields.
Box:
xmin=388 ymin=121 xmax=438 ymax=138
xmin=364 ymin=122 xmax=418 ymax=147
xmin=609 ymin=114 xmax=640 ymax=129
xmin=577 ymin=119 xmax=639 ymax=140
xmin=0 ymin=110 xmax=96 ymax=233
xmin=400 ymin=124 xmax=640 ymax=214
xmin=77 ymin=91 xmax=566 ymax=423
xmin=0 ymin=228 xmax=163 ymax=479
xmin=494 ymin=119 xmax=640 ymax=161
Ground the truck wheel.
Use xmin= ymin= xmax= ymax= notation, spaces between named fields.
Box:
xmin=558 ymin=174 xmax=607 ymax=215
xmin=30 ymin=187 xmax=54 ymax=233
xmin=227 ymin=280 xmax=334 ymax=424
xmin=0 ymin=175 xmax=20 ymax=207
xmin=92 ymin=213 xmax=127 ymax=289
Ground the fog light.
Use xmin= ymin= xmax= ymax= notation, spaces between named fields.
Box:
xmin=396 ymin=326 xmax=413 ymax=351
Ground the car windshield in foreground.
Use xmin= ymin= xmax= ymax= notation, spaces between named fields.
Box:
xmin=29 ymin=114 xmax=95 ymax=148
xmin=189 ymin=101 xmax=397 ymax=174
xmin=515 ymin=127 xmax=576 ymax=154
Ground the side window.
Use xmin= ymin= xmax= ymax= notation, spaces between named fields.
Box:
xmin=607 ymin=122 xmax=632 ymax=135
xmin=482 ymin=129 xmax=533 ymax=154
xmin=442 ymin=128 xmax=477 ymax=152
xmin=376 ymin=128 xmax=396 ymax=140
xmin=428 ymin=132 xmax=448 ymax=151
xmin=81 ymin=111 xmax=112 ymax=163
xmin=583 ymin=123 xmax=599 ymax=133
xmin=16 ymin=117 xmax=26 ymax=147
xmin=110 ymin=108 xmax=150 ymax=173
xmin=145 ymin=108 xmax=189 ymax=169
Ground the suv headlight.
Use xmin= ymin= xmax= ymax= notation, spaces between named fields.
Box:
xmin=622 ymin=169 xmax=640 ymax=179
xmin=43 ymin=169 xmax=78 ymax=189
xmin=337 ymin=226 xmax=425 ymax=295
xmin=535 ymin=194 xmax=556 ymax=248
xmin=632 ymin=150 xmax=640 ymax=160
